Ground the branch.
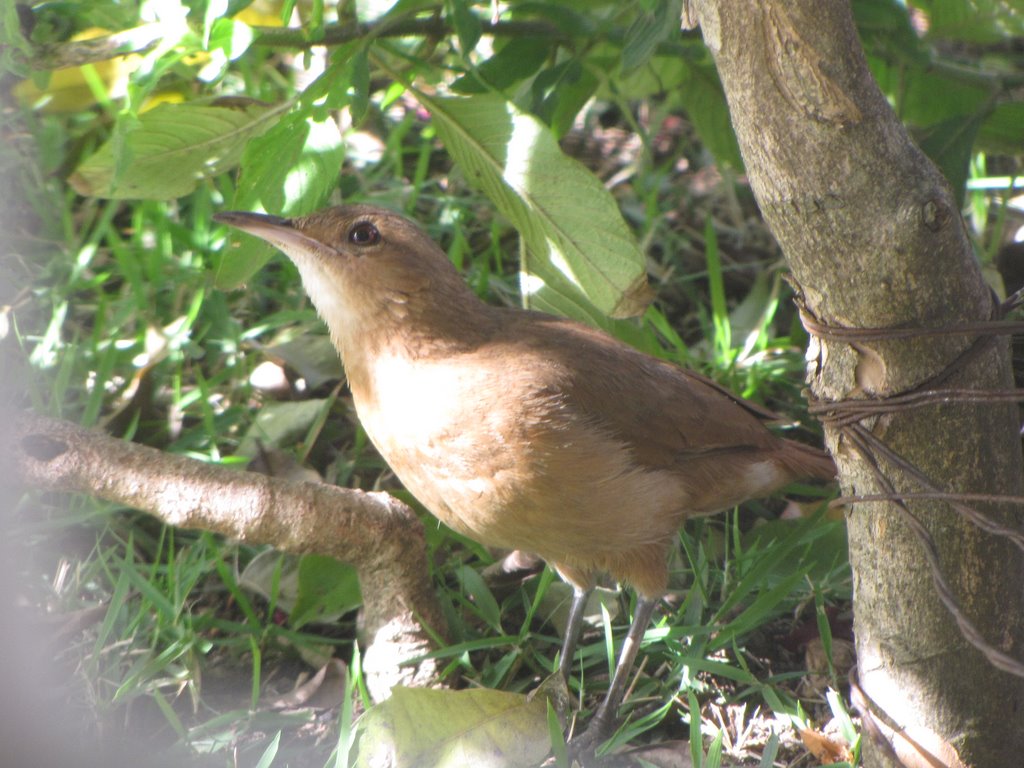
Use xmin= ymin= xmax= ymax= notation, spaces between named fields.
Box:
xmin=5 ymin=411 xmax=445 ymax=701
xmin=24 ymin=15 xmax=700 ymax=70
xmin=25 ymin=23 xmax=167 ymax=69
xmin=250 ymin=18 xmax=568 ymax=49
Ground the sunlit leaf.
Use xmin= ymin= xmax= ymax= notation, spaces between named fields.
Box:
xmin=356 ymin=687 xmax=550 ymax=768
xmin=70 ymin=101 xmax=286 ymax=198
xmin=235 ymin=398 xmax=331 ymax=458
xmin=215 ymin=113 xmax=344 ymax=288
xmin=414 ymin=91 xmax=652 ymax=320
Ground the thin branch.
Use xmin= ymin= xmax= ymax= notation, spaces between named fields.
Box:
xmin=251 ymin=18 xmax=568 ymax=49
xmin=24 ymin=15 xmax=700 ymax=70
xmin=26 ymin=23 xmax=167 ymax=69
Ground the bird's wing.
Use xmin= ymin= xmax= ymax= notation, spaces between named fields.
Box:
xmin=492 ymin=311 xmax=783 ymax=470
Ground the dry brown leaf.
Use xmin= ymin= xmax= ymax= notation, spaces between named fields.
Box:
xmin=800 ymin=727 xmax=852 ymax=764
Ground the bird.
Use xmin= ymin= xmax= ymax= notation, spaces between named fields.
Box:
xmin=214 ymin=204 xmax=835 ymax=748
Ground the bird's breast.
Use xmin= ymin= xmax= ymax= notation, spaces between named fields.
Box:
xmin=352 ymin=351 xmax=527 ymax=540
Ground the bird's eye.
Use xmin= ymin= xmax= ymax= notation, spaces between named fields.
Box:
xmin=348 ymin=221 xmax=381 ymax=246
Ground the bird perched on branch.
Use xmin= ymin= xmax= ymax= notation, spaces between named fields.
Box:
xmin=215 ymin=204 xmax=835 ymax=749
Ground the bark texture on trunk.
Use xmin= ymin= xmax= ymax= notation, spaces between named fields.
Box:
xmin=690 ymin=1 xmax=1024 ymax=765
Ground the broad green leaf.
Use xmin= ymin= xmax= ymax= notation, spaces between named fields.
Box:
xmin=415 ymin=91 xmax=652 ymax=320
xmin=915 ymin=110 xmax=989 ymax=208
xmin=448 ymin=0 xmax=482 ymax=54
xmin=209 ymin=17 xmax=255 ymax=61
xmin=291 ymin=555 xmax=362 ymax=628
xmin=672 ymin=59 xmax=743 ymax=169
xmin=451 ymin=38 xmax=551 ymax=94
xmin=621 ymin=0 xmax=683 ymax=73
xmin=531 ymin=58 xmax=599 ymax=139
xmin=854 ymin=0 xmax=930 ymax=66
xmin=240 ymin=551 xmax=361 ymax=628
xmin=868 ymin=57 xmax=994 ymax=127
xmin=70 ymin=101 xmax=285 ymax=198
xmin=265 ymin=334 xmax=345 ymax=390
xmin=235 ymin=398 xmax=332 ymax=458
xmin=356 ymin=687 xmax=550 ymax=768
xmin=298 ymin=41 xmax=363 ymax=110
xmin=215 ymin=113 xmax=344 ymax=288
xmin=234 ymin=112 xmax=344 ymax=216
xmin=454 ymin=564 xmax=502 ymax=632
xmin=979 ymin=102 xmax=1024 ymax=154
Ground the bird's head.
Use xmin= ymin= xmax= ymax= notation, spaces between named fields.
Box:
xmin=215 ymin=205 xmax=486 ymax=360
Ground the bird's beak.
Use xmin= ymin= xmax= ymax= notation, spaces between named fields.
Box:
xmin=214 ymin=211 xmax=326 ymax=254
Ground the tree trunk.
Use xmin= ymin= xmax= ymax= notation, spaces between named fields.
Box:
xmin=689 ymin=1 xmax=1024 ymax=765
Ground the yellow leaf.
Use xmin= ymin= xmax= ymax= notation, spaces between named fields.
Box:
xmin=357 ymin=687 xmax=552 ymax=768
xmin=15 ymin=28 xmax=140 ymax=113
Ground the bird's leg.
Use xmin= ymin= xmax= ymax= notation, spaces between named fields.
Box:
xmin=573 ymin=594 xmax=659 ymax=747
xmin=558 ymin=586 xmax=594 ymax=682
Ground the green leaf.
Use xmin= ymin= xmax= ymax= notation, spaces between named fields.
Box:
xmin=613 ymin=53 xmax=743 ymax=168
xmin=349 ymin=47 xmax=370 ymax=122
xmin=291 ymin=555 xmax=362 ymax=628
xmin=69 ymin=101 xmax=285 ymax=199
xmin=531 ymin=58 xmax=599 ymax=139
xmin=265 ymin=335 xmax=345 ymax=390
xmin=239 ymin=551 xmax=362 ymax=628
xmin=868 ymin=57 xmax=994 ymax=127
xmin=451 ymin=38 xmax=551 ymax=94
xmin=455 ymin=564 xmax=502 ymax=632
xmin=675 ymin=60 xmax=743 ymax=169
xmin=915 ymin=110 xmax=989 ymax=208
xmin=235 ymin=398 xmax=333 ymax=458
xmin=979 ymin=102 xmax=1024 ymax=155
xmin=414 ymin=91 xmax=652 ymax=320
xmin=209 ymin=17 xmax=255 ymax=61
xmin=853 ymin=0 xmax=930 ymax=67
xmin=356 ymin=687 xmax=550 ymax=768
xmin=622 ymin=0 xmax=683 ymax=73
xmin=299 ymin=41 xmax=363 ymax=110
xmin=449 ymin=0 xmax=482 ymax=54
xmin=215 ymin=113 xmax=344 ymax=288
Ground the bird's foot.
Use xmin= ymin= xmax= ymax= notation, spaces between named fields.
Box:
xmin=566 ymin=715 xmax=613 ymax=766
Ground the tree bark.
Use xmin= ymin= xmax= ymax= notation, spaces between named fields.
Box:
xmin=690 ymin=1 xmax=1024 ymax=766
xmin=4 ymin=412 xmax=446 ymax=702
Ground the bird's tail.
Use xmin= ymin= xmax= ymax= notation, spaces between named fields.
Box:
xmin=777 ymin=439 xmax=836 ymax=483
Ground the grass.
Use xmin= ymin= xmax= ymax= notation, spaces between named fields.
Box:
xmin=5 ymin=8 xmax=852 ymax=768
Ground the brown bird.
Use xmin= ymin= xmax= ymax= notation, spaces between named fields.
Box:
xmin=214 ymin=205 xmax=834 ymax=746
